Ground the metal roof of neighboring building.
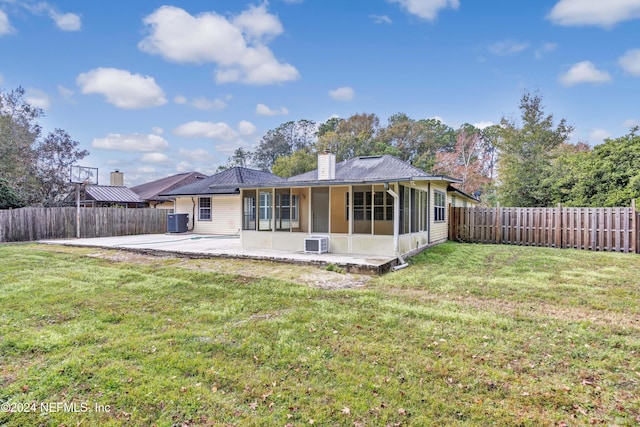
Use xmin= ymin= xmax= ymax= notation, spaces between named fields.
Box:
xmin=131 ymin=172 xmax=207 ymax=202
xmin=84 ymin=185 xmax=144 ymax=203
xmin=160 ymin=167 xmax=284 ymax=196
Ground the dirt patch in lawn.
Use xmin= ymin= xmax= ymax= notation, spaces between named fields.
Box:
xmin=45 ymin=245 xmax=370 ymax=290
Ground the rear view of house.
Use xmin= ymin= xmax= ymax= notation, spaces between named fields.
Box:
xmin=234 ymin=153 xmax=462 ymax=259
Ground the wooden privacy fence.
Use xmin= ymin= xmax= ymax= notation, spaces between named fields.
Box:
xmin=449 ymin=203 xmax=639 ymax=254
xmin=0 ymin=207 xmax=168 ymax=243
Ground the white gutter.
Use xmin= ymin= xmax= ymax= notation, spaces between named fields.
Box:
xmin=386 ymin=186 xmax=408 ymax=271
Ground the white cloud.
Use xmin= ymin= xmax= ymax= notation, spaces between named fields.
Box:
xmin=141 ymin=152 xmax=170 ymax=163
xmin=535 ymin=42 xmax=557 ymax=59
xmin=488 ymin=40 xmax=529 ymax=56
xmin=191 ymin=97 xmax=215 ymax=110
xmin=179 ymin=148 xmax=214 ymax=162
xmin=138 ymin=5 xmax=299 ymax=85
xmin=473 ymin=121 xmax=494 ymax=130
xmin=589 ymin=128 xmax=610 ymax=142
xmin=329 ymin=86 xmax=355 ymax=101
xmin=25 ymin=88 xmax=50 ymax=109
xmin=152 ymin=127 xmax=164 ymax=135
xmin=174 ymin=95 xmax=228 ymax=109
xmin=256 ymin=103 xmax=289 ymax=116
xmin=370 ymin=14 xmax=392 ymax=24
xmin=215 ymin=142 xmax=253 ymax=156
xmin=232 ymin=4 xmax=283 ymax=42
xmin=77 ymin=68 xmax=167 ymax=109
xmin=390 ymin=0 xmax=459 ymax=21
xmin=559 ymin=61 xmax=612 ymax=86
xmin=623 ymin=119 xmax=640 ymax=128
xmin=238 ymin=120 xmax=257 ymax=136
xmin=176 ymin=161 xmax=194 ymax=173
xmin=17 ymin=2 xmax=81 ymax=31
xmin=547 ymin=0 xmax=640 ymax=28
xmin=50 ymin=11 xmax=81 ymax=31
xmin=618 ymin=49 xmax=640 ymax=76
xmin=174 ymin=121 xmax=238 ymax=141
xmin=194 ymin=97 xmax=227 ymax=110
xmin=92 ymin=133 xmax=170 ymax=152
xmin=57 ymin=84 xmax=73 ymax=101
xmin=0 ymin=72 xmax=3 ymax=85
xmin=0 ymin=10 xmax=15 ymax=35
xmin=136 ymin=166 xmax=157 ymax=174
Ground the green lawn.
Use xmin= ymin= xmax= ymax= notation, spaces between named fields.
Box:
xmin=0 ymin=243 xmax=639 ymax=426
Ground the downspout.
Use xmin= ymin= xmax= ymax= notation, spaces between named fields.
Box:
xmin=190 ymin=197 xmax=196 ymax=232
xmin=386 ymin=184 xmax=408 ymax=271
xmin=427 ymin=183 xmax=431 ymax=245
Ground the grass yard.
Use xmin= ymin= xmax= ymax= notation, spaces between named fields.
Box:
xmin=0 ymin=242 xmax=639 ymax=426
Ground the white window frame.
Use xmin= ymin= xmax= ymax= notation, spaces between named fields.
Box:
xmin=434 ymin=191 xmax=446 ymax=223
xmin=199 ymin=197 xmax=212 ymax=221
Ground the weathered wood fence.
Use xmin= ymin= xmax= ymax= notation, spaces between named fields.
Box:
xmin=0 ymin=207 xmax=168 ymax=242
xmin=449 ymin=202 xmax=639 ymax=254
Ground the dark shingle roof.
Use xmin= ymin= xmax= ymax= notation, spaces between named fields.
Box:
xmin=161 ymin=167 xmax=284 ymax=196
xmin=286 ymin=155 xmax=460 ymax=185
xmin=85 ymin=185 xmax=143 ymax=203
xmin=131 ymin=172 xmax=207 ymax=202
xmin=447 ymin=184 xmax=480 ymax=203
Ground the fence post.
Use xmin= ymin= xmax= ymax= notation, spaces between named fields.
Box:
xmin=448 ymin=203 xmax=454 ymax=241
xmin=632 ymin=199 xmax=638 ymax=254
xmin=555 ymin=203 xmax=562 ymax=249
xmin=494 ymin=202 xmax=501 ymax=244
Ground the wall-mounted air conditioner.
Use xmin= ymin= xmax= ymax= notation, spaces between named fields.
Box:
xmin=304 ymin=236 xmax=329 ymax=254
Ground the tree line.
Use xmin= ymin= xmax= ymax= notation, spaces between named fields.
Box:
xmin=2 ymin=85 xmax=638 ymax=209
xmin=1 ymin=87 xmax=89 ymax=208
xmin=222 ymin=91 xmax=640 ymax=208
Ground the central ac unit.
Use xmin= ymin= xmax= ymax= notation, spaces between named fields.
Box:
xmin=304 ymin=236 xmax=328 ymax=254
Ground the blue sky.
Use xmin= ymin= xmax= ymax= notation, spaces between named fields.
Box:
xmin=1 ymin=0 xmax=639 ymax=186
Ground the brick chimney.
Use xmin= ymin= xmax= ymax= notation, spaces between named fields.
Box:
xmin=318 ymin=151 xmax=336 ymax=180
xmin=110 ymin=169 xmax=124 ymax=186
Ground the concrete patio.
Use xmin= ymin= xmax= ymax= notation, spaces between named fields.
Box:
xmin=39 ymin=233 xmax=398 ymax=274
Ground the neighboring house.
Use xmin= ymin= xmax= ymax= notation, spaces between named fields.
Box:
xmin=229 ymin=153 xmax=461 ymax=260
xmin=447 ymin=184 xmax=480 ymax=207
xmin=131 ymin=172 xmax=207 ymax=209
xmin=160 ymin=167 xmax=284 ymax=235
xmin=80 ymin=185 xmax=145 ymax=208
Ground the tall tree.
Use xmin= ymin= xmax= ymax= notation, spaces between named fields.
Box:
xmin=316 ymin=113 xmax=380 ymax=161
xmin=217 ymin=147 xmax=254 ymax=172
xmin=253 ymin=120 xmax=318 ymax=171
xmin=0 ymin=177 xmax=24 ymax=209
xmin=568 ymin=128 xmax=640 ymax=207
xmin=496 ymin=91 xmax=573 ymax=207
xmin=317 ymin=117 xmax=343 ymax=138
xmin=0 ymin=87 xmax=89 ymax=206
xmin=480 ymin=124 xmax=501 ymax=182
xmin=0 ymin=87 xmax=43 ymax=202
xmin=408 ymin=118 xmax=456 ymax=171
xmin=539 ymin=142 xmax=591 ymax=206
xmin=33 ymin=129 xmax=89 ymax=206
xmin=271 ymin=147 xmax=317 ymax=178
xmin=433 ymin=126 xmax=490 ymax=195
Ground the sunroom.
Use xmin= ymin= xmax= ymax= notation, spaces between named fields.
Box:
xmin=238 ymin=154 xmax=458 ymax=258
